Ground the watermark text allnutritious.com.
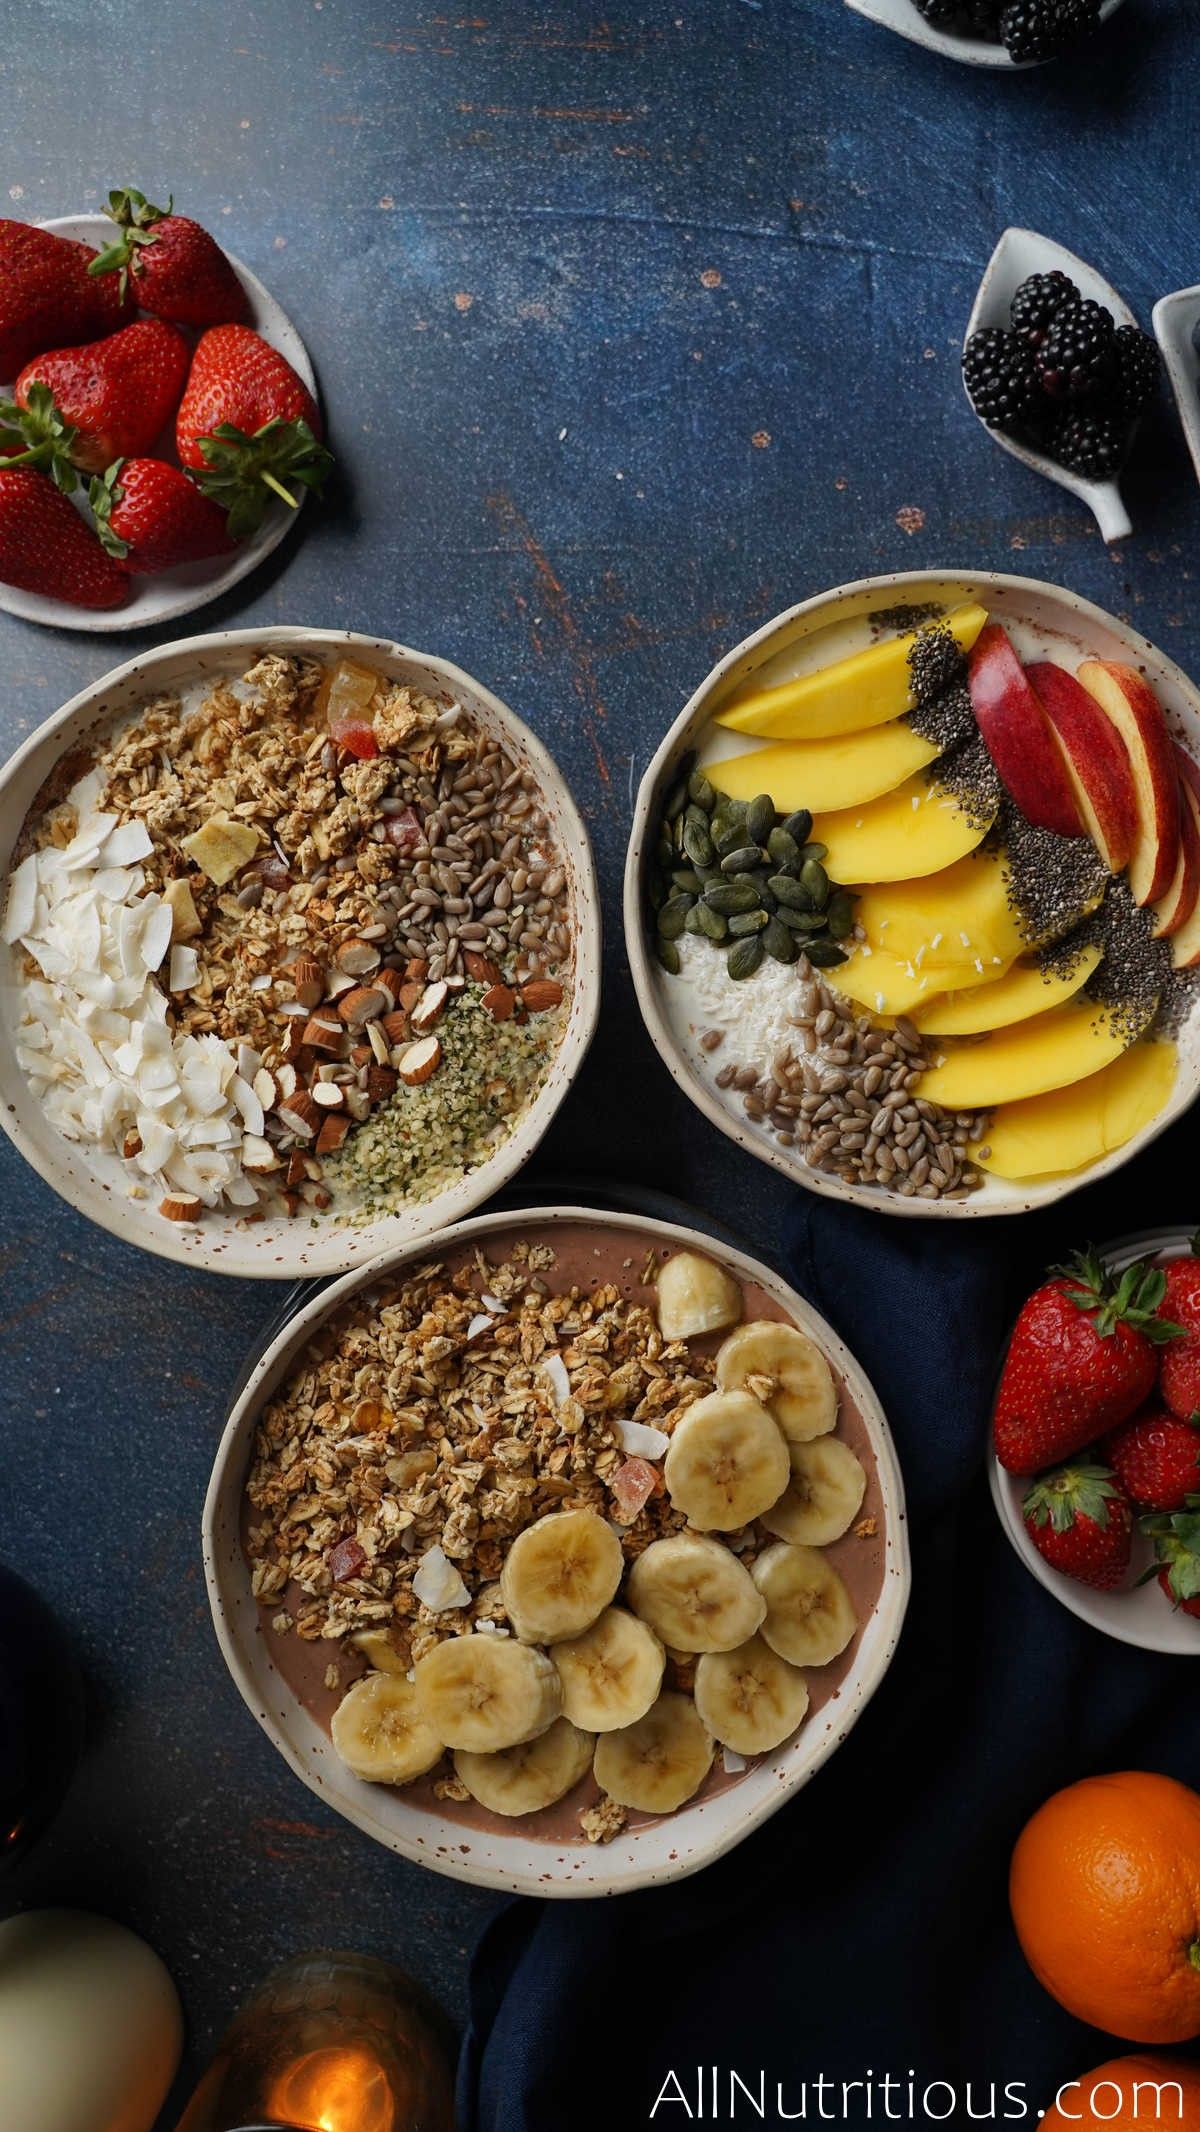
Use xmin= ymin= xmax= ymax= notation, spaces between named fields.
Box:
xmin=648 ymin=2066 xmax=1188 ymax=2122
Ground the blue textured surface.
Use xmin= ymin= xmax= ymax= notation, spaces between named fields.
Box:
xmin=1 ymin=0 xmax=1198 ymax=2119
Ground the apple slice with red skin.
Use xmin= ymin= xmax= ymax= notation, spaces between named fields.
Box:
xmin=1170 ymin=750 xmax=1200 ymax=968
xmin=968 ymin=625 xmax=1083 ymax=837
xmin=1076 ymin=660 xmax=1182 ymax=907
xmin=1151 ymin=744 xmax=1200 ymax=938
xmin=1028 ymin=660 xmax=1139 ymax=876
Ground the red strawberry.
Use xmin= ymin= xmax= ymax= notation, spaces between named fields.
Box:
xmin=0 ymin=220 xmax=134 ymax=380
xmin=5 ymin=319 xmax=190 ymax=477
xmin=0 ymin=468 xmax=129 ymax=608
xmin=993 ymin=1249 xmax=1180 ymax=1476
xmin=1157 ymin=1248 xmax=1200 ymax=1420
xmin=1022 ymin=1463 xmax=1133 ymax=1592
xmin=89 ymin=458 xmax=233 ymax=575
xmin=87 ymin=188 xmax=248 ymax=328
xmin=175 ymin=324 xmax=331 ymax=538
xmin=1105 ymin=1406 xmax=1200 ymax=1513
xmin=1142 ymin=1504 xmax=1200 ymax=1618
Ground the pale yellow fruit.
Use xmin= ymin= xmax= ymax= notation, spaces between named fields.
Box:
xmin=593 ymin=1691 xmax=714 ymax=1813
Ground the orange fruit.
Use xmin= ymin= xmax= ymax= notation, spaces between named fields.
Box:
xmin=1041 ymin=2055 xmax=1200 ymax=2130
xmin=1011 ymin=1772 xmax=1200 ymax=2044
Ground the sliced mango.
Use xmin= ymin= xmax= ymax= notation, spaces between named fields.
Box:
xmin=856 ymin=853 xmax=1025 ymax=976
xmin=811 ymin=775 xmax=994 ymax=886
xmin=706 ymin=722 xmax=939 ymax=815
xmin=715 ymin=603 xmax=988 ymax=740
xmin=912 ymin=945 xmax=1104 ymax=1037
xmin=831 ymin=946 xmax=1005 ymax=1019
xmin=974 ymin=1041 xmax=1176 ymax=1180
xmin=917 ymin=1002 xmax=1148 ymax=1111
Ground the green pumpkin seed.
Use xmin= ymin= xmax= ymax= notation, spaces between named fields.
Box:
xmin=655 ymin=937 xmax=681 ymax=974
xmin=665 ymin=778 xmax=690 ymax=823
xmin=728 ymin=908 xmax=769 ymax=937
xmin=798 ymin=841 xmax=829 ymax=865
xmin=688 ymin=770 xmax=716 ymax=810
xmin=800 ymin=858 xmax=829 ymax=907
xmin=656 ymin=893 xmax=695 ymax=940
xmin=745 ymin=793 xmax=775 ymax=846
xmin=684 ymin=903 xmax=706 ymax=934
xmin=763 ymin=915 xmax=800 ymax=963
xmin=694 ymin=901 xmax=728 ymax=941
xmin=777 ymin=906 xmax=828 ymax=932
xmin=767 ymin=826 xmax=802 ymax=870
xmin=704 ymin=878 xmax=762 ymax=915
xmin=826 ymin=890 xmax=854 ymax=941
xmin=782 ymin=809 xmax=813 ymax=845
xmin=720 ymin=845 xmax=763 ymax=875
xmin=758 ymin=883 xmax=777 ymax=914
xmin=712 ymin=818 xmax=748 ymax=858
xmin=670 ymin=867 xmax=702 ymax=893
xmin=727 ymin=935 xmax=764 ymax=980
xmin=806 ymin=938 xmax=848 ymax=969
xmin=656 ymin=834 xmax=674 ymax=868
xmin=682 ymin=817 xmax=715 ymax=868
xmin=767 ymin=873 xmax=812 ymax=910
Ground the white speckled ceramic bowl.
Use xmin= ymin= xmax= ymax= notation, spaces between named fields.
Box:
xmin=844 ymin=0 xmax=1125 ymax=70
xmin=0 ymin=627 xmax=600 ymax=1276
xmin=965 ymin=229 xmax=1140 ymax=542
xmin=1 ymin=215 xmax=319 ymax=634
xmin=992 ymin=1229 xmax=1200 ymax=1655
xmin=203 ymin=1205 xmax=910 ymax=1896
xmin=624 ymin=569 xmax=1200 ymax=1220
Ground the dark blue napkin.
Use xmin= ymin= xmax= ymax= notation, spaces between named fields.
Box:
xmin=459 ymin=1124 xmax=1199 ymax=2130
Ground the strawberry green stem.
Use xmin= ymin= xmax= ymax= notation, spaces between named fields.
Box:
xmin=260 ymin=470 xmax=299 ymax=509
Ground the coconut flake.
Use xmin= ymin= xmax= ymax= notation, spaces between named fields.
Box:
xmin=466 ymin=1312 xmax=496 ymax=1341
xmin=542 ymin=1351 xmax=571 ymax=1405
xmin=412 ymin=1545 xmax=470 ymax=1613
xmin=722 ymin=1748 xmax=748 ymax=1774
xmin=614 ymin=1417 xmax=670 ymax=1459
xmin=100 ymin=819 xmax=154 ymax=868
xmin=2 ymin=854 xmax=37 ymax=944
xmin=169 ymin=944 xmax=200 ymax=991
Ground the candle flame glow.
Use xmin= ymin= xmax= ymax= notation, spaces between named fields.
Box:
xmin=264 ymin=2046 xmax=396 ymax=2132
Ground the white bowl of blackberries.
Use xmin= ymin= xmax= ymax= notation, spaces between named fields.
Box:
xmin=912 ymin=0 xmax=1115 ymax=62
xmin=963 ymin=269 xmax=1159 ymax=483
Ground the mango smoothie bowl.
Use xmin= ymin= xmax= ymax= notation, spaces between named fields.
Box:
xmin=625 ymin=573 xmax=1200 ymax=1216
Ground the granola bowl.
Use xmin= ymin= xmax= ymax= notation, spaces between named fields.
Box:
xmin=203 ymin=1205 xmax=909 ymax=1896
xmin=0 ymin=628 xmax=599 ymax=1275
xmin=625 ymin=570 xmax=1200 ymax=1221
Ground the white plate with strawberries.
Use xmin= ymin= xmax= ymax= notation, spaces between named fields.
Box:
xmin=0 ymin=196 xmax=324 ymax=633
xmin=991 ymin=1231 xmax=1200 ymax=1653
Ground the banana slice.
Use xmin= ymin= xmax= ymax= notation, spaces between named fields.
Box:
xmin=715 ymin=1321 xmax=837 ymax=1443
xmin=592 ymin=1690 xmax=714 ymax=1813
xmin=656 ymin=1250 xmax=743 ymax=1342
xmin=626 ymin=1532 xmax=765 ymax=1652
xmin=330 ymin=1671 xmax=445 ymax=1785
xmin=350 ymin=1628 xmax=410 ymax=1678
xmin=752 ymin=1543 xmax=858 ymax=1668
xmin=760 ymin=1438 xmax=867 ymax=1547
xmin=663 ymin=1389 xmax=789 ymax=1529
xmin=500 ymin=1509 xmax=624 ymax=1643
xmin=693 ymin=1634 xmax=811 ymax=1755
xmin=414 ymin=1633 xmax=561 ymax=1752
xmin=552 ymin=1606 xmax=665 ymax=1731
xmin=453 ymin=1716 xmax=594 ymax=1818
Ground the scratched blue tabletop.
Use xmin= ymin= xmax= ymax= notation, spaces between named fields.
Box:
xmin=1 ymin=1 xmax=1198 ymax=2118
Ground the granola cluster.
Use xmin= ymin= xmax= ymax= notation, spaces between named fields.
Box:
xmin=245 ymin=1242 xmax=714 ymax=1673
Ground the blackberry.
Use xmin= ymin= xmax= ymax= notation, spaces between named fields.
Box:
xmin=916 ymin=0 xmax=1002 ymax=25
xmin=1009 ymin=270 xmax=1078 ymax=346
xmin=1000 ymin=0 xmax=1102 ymax=61
xmin=1037 ymin=297 xmax=1116 ymax=401
xmin=1051 ymin=407 xmax=1125 ymax=480
xmin=1109 ymin=324 xmax=1159 ymax=421
xmin=962 ymin=327 xmax=1040 ymax=430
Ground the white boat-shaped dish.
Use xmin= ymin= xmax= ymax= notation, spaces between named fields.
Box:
xmin=844 ymin=0 xmax=1124 ymax=69
xmin=964 ymin=227 xmax=1138 ymax=543
xmin=1152 ymin=285 xmax=1200 ymax=491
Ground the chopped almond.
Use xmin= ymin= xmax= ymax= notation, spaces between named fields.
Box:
xmin=404 ymin=957 xmax=429 ymax=982
xmin=316 ymin=1113 xmax=352 ymax=1154
xmin=336 ymin=936 xmax=382 ymax=977
xmin=159 ymin=1192 xmax=203 ymax=1222
xmin=464 ymin=951 xmax=501 ymax=984
xmin=277 ymin=1092 xmax=322 ymax=1139
xmin=289 ymin=955 xmax=325 ymax=1010
xmin=367 ymin=1064 xmax=398 ymax=1103
xmin=380 ymin=1010 xmax=409 ymax=1047
xmin=374 ymin=968 xmax=406 ymax=1007
xmin=338 ymin=985 xmax=387 ymax=1029
xmin=312 ymin=1083 xmax=346 ymax=1109
xmin=410 ymin=979 xmax=449 ymax=1033
xmin=482 ymin=983 xmax=516 ymax=1022
xmin=302 ymin=1014 xmax=344 ymax=1055
xmin=398 ymin=1035 xmax=441 ymax=1085
xmin=122 ymin=1130 xmax=143 ymax=1160
xmin=286 ymin=1150 xmax=309 ymax=1187
xmin=521 ymin=979 xmax=564 ymax=1012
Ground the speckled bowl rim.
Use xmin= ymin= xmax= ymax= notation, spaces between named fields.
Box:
xmin=202 ymin=1204 xmax=911 ymax=1897
xmin=623 ymin=568 xmax=1200 ymax=1220
xmin=0 ymin=627 xmax=600 ymax=1277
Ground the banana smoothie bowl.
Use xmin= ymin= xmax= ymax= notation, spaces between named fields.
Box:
xmin=0 ymin=627 xmax=598 ymax=1275
xmin=203 ymin=1206 xmax=909 ymax=1895
xmin=626 ymin=571 xmax=1200 ymax=1219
